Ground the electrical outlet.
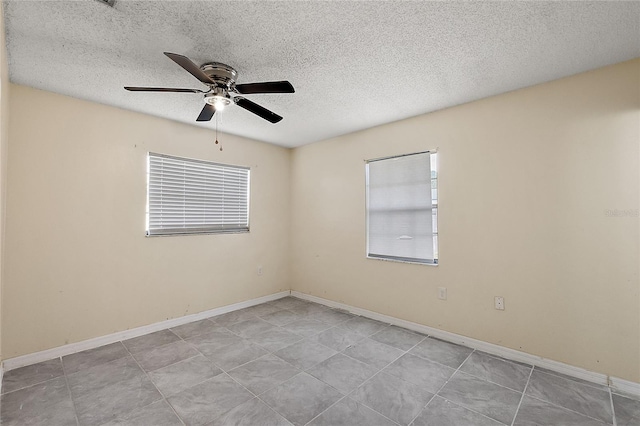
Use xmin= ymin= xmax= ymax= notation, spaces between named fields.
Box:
xmin=257 ymin=266 xmax=263 ymax=276
xmin=494 ymin=296 xmax=505 ymax=310
xmin=438 ymin=287 xmax=447 ymax=300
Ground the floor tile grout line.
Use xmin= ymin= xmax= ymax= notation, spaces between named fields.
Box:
xmin=175 ymin=323 xmax=234 ymax=342
xmin=260 ymin=377 xmax=336 ymax=426
xmin=64 ymin=350 xmax=135 ymax=380
xmin=450 ymin=363 xmax=535 ymax=395
xmin=336 ymin=348 xmax=384 ymax=369
xmin=143 ymin=353 xmax=204 ymax=375
xmin=2 ymin=344 xmax=138 ymax=397
xmin=0 ymin=355 xmax=74 ymax=396
xmin=168 ymin=318 xmax=223 ymax=340
xmin=303 ymin=392 xmax=401 ymax=426
xmin=0 ymin=372 xmax=66 ymax=396
xmin=432 ymin=349 xmax=518 ymax=425
xmin=529 ymin=365 xmax=617 ymax=424
xmin=155 ymin=304 xmax=357 ymax=364
xmin=353 ymin=330 xmax=424 ymax=372
xmin=59 ymin=356 xmax=81 ymax=426
xmin=219 ymin=370 xmax=299 ymax=426
xmin=300 ymin=330 xmax=408 ymax=426
xmin=273 ymin=342 xmax=340 ymax=372
xmin=432 ymin=395 xmax=511 ymax=425
xmin=181 ymin=301 xmax=334 ymax=335
xmin=178 ymin=305 xmax=332 ymax=375
xmin=470 ymin=349 xmax=533 ymax=369
xmin=129 ymin=338 xmax=203 ymax=369
xmin=533 ymin=366 xmax=609 ymax=391
xmin=185 ymin=305 xmax=353 ymax=356
xmin=245 ymin=392 xmax=295 ymax=424
xmin=609 ymin=387 xmax=618 ymax=426
xmin=158 ymin=373 xmax=226 ymax=402
xmin=175 ymin=317 xmax=317 ymax=408
xmin=522 ymin=381 xmax=615 ymax=425
xmin=121 ymin=341 xmax=187 ymax=426
xmin=524 ymin=392 xmax=614 ymax=425
xmin=610 ymin=390 xmax=640 ymax=401
xmin=335 ymin=335 xmax=428 ymax=425
xmin=408 ymin=347 xmax=480 ymax=426
xmin=306 ymin=328 xmax=368 ymax=353
xmin=334 ymin=319 xmax=392 ymax=337
xmin=224 ymin=339 xmax=369 ymax=426
xmin=302 ymin=394 xmax=350 ymax=426
xmin=214 ymin=309 xmax=321 ymax=342
xmin=302 ymin=331 xmax=427 ymax=426
xmin=509 ymin=363 xmax=534 ymax=426
xmin=400 ymin=340 xmax=474 ymax=372
xmin=453 ymin=363 xmax=533 ymax=394
xmin=121 ymin=331 xmax=183 ymax=358
xmin=147 ymin=360 xmax=240 ymax=413
xmin=182 ymin=331 xmax=273 ymax=383
xmin=225 ymin=352 xmax=273 ymax=372
xmin=334 ymin=334 xmax=433 ymax=378
xmin=178 ymin=320 xmax=278 ymax=369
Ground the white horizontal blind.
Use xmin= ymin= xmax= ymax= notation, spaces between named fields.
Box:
xmin=147 ymin=153 xmax=250 ymax=236
xmin=366 ymin=151 xmax=437 ymax=264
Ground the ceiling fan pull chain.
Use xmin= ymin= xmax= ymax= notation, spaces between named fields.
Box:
xmin=215 ymin=114 xmax=223 ymax=151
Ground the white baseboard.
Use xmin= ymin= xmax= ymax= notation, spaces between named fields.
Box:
xmin=291 ymin=291 xmax=640 ymax=398
xmin=2 ymin=290 xmax=291 ymax=372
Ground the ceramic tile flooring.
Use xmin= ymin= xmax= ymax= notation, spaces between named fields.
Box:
xmin=2 ymin=297 xmax=639 ymax=426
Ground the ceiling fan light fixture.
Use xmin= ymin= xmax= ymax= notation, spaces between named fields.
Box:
xmin=205 ymin=94 xmax=231 ymax=111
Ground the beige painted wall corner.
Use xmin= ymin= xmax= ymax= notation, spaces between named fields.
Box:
xmin=290 ymin=59 xmax=640 ymax=382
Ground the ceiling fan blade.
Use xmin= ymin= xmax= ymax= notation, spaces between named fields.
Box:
xmin=164 ymin=52 xmax=214 ymax=85
xmin=196 ymin=104 xmax=216 ymax=122
xmin=234 ymin=97 xmax=283 ymax=123
xmin=235 ymin=81 xmax=295 ymax=94
xmin=124 ymin=86 xmax=205 ymax=93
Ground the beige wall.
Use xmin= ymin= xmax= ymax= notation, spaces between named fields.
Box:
xmin=2 ymin=59 xmax=638 ymax=383
xmin=3 ymin=85 xmax=291 ymax=359
xmin=290 ymin=59 xmax=640 ymax=382
xmin=0 ymin=1 xmax=9 ymax=361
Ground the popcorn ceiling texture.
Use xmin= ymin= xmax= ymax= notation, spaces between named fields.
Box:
xmin=3 ymin=0 xmax=639 ymax=147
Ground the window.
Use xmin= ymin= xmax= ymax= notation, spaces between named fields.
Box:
xmin=366 ymin=151 xmax=438 ymax=264
xmin=146 ymin=153 xmax=250 ymax=236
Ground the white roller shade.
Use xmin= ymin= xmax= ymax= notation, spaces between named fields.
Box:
xmin=366 ymin=152 xmax=435 ymax=263
xmin=147 ymin=153 xmax=250 ymax=236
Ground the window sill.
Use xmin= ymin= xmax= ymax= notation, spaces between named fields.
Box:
xmin=146 ymin=229 xmax=250 ymax=237
xmin=366 ymin=255 xmax=438 ymax=266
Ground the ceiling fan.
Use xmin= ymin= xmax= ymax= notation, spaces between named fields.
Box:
xmin=124 ymin=52 xmax=294 ymax=123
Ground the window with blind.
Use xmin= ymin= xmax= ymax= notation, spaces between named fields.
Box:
xmin=146 ymin=153 xmax=250 ymax=236
xmin=366 ymin=151 xmax=438 ymax=264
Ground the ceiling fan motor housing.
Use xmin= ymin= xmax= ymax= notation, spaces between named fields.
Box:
xmin=200 ymin=62 xmax=238 ymax=88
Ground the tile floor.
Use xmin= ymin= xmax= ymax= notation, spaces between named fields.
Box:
xmin=1 ymin=296 xmax=639 ymax=426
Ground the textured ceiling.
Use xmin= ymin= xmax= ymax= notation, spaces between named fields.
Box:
xmin=3 ymin=0 xmax=639 ymax=147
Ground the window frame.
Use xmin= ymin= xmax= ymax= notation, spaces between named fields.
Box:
xmin=146 ymin=152 xmax=251 ymax=237
xmin=365 ymin=150 xmax=438 ymax=266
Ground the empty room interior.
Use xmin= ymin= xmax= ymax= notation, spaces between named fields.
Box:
xmin=0 ymin=1 xmax=638 ymax=425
